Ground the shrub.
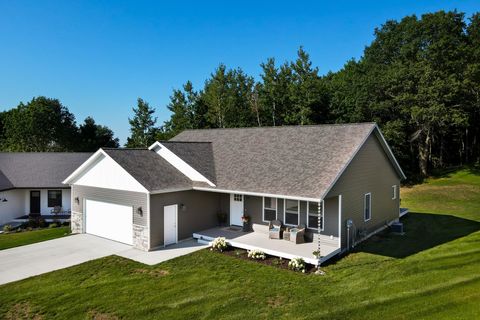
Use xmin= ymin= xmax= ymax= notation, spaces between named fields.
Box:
xmin=288 ymin=257 xmax=306 ymax=273
xmin=247 ymin=249 xmax=266 ymax=260
xmin=49 ymin=223 xmax=58 ymax=228
xmin=28 ymin=217 xmax=39 ymax=228
xmin=38 ymin=218 xmax=47 ymax=228
xmin=3 ymin=224 xmax=13 ymax=232
xmin=211 ymin=237 xmax=228 ymax=252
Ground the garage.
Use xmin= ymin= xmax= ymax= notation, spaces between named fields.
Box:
xmin=85 ymin=199 xmax=133 ymax=245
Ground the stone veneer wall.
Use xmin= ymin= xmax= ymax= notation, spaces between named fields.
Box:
xmin=71 ymin=210 xmax=83 ymax=233
xmin=133 ymin=224 xmax=149 ymax=251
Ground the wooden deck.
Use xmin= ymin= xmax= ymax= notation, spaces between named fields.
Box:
xmin=193 ymin=227 xmax=341 ymax=265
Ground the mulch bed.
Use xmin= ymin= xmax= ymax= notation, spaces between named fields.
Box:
xmin=212 ymin=246 xmax=317 ymax=274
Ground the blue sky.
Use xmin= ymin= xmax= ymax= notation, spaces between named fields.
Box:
xmin=0 ymin=1 xmax=478 ymax=144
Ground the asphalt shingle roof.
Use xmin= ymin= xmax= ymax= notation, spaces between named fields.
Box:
xmin=0 ymin=152 xmax=93 ymax=191
xmin=159 ymin=141 xmax=216 ymax=184
xmin=103 ymin=148 xmax=192 ymax=192
xmin=170 ymin=123 xmax=377 ymax=199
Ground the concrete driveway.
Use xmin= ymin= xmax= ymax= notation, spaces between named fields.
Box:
xmin=0 ymin=234 xmax=206 ymax=285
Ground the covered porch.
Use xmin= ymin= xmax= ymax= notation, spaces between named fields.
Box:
xmin=193 ymin=226 xmax=340 ymax=265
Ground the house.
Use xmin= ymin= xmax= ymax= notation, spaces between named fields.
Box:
xmin=63 ymin=123 xmax=405 ymax=264
xmin=0 ymin=152 xmax=92 ymax=225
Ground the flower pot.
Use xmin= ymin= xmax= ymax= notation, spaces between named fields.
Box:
xmin=242 ymin=222 xmax=250 ymax=232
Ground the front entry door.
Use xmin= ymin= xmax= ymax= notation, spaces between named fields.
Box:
xmin=30 ymin=190 xmax=41 ymax=214
xmin=230 ymin=194 xmax=244 ymax=226
xmin=164 ymin=204 xmax=178 ymax=246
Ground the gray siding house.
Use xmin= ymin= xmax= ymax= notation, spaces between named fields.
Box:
xmin=63 ymin=123 xmax=405 ymax=264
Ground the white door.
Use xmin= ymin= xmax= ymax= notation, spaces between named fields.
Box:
xmin=85 ymin=199 xmax=133 ymax=245
xmin=230 ymin=194 xmax=244 ymax=226
xmin=164 ymin=204 xmax=178 ymax=246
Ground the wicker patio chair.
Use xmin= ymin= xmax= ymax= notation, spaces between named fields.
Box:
xmin=268 ymin=220 xmax=283 ymax=239
xmin=289 ymin=224 xmax=306 ymax=244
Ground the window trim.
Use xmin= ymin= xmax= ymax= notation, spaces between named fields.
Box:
xmin=262 ymin=197 xmax=278 ymax=222
xmin=307 ymin=201 xmax=324 ymax=231
xmin=392 ymin=185 xmax=397 ymax=200
xmin=364 ymin=192 xmax=372 ymax=222
xmin=283 ymin=199 xmax=300 ymax=227
xmin=47 ymin=189 xmax=62 ymax=208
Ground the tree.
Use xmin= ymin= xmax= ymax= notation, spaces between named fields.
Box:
xmin=77 ymin=117 xmax=119 ymax=151
xmin=1 ymin=97 xmax=77 ymax=151
xmin=126 ymin=98 xmax=158 ymax=148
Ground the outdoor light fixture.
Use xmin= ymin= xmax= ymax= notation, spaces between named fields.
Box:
xmin=180 ymin=204 xmax=186 ymax=211
xmin=75 ymin=197 xmax=80 ymax=204
xmin=137 ymin=207 xmax=143 ymax=216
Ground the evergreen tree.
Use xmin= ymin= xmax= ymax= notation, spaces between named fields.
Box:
xmin=78 ymin=117 xmax=119 ymax=151
xmin=126 ymin=98 xmax=158 ymax=148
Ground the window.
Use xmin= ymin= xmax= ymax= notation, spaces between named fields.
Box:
xmin=364 ymin=193 xmax=371 ymax=221
xmin=307 ymin=201 xmax=324 ymax=230
xmin=263 ymin=197 xmax=277 ymax=222
xmin=284 ymin=199 xmax=299 ymax=226
xmin=392 ymin=185 xmax=397 ymax=200
xmin=48 ymin=190 xmax=62 ymax=207
xmin=233 ymin=194 xmax=242 ymax=202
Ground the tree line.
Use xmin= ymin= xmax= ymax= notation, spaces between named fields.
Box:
xmin=126 ymin=10 xmax=480 ymax=180
xmin=0 ymin=97 xmax=119 ymax=152
xmin=1 ymin=10 xmax=478 ymax=181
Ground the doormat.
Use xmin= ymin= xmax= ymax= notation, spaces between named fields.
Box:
xmin=224 ymin=226 xmax=242 ymax=232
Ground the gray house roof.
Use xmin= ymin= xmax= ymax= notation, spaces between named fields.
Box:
xmin=0 ymin=152 xmax=92 ymax=191
xmin=103 ymin=148 xmax=192 ymax=192
xmin=170 ymin=123 xmax=402 ymax=199
xmin=159 ymin=141 xmax=216 ymax=184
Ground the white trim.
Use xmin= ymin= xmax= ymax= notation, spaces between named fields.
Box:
xmin=364 ymin=192 xmax=372 ymax=222
xmin=149 ymin=141 xmax=215 ymax=187
xmin=147 ymin=192 xmax=151 ymax=250
xmin=392 ymin=185 xmax=397 ymax=200
xmin=283 ymin=199 xmax=300 ymax=226
xmin=373 ymin=124 xmax=407 ymax=180
xmin=262 ymin=197 xmax=278 ymax=222
xmin=321 ymin=125 xmax=406 ymax=199
xmin=63 ymin=149 xmax=105 ymax=184
xmin=150 ymin=187 xmax=193 ymax=195
xmin=338 ymin=195 xmax=342 ymax=248
xmin=306 ymin=201 xmax=324 ymax=231
xmin=192 ymin=186 xmax=320 ymax=202
xmin=62 ymin=149 xmax=149 ymax=193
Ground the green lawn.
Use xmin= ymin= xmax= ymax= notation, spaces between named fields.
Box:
xmin=0 ymin=168 xmax=479 ymax=319
xmin=0 ymin=227 xmax=70 ymax=251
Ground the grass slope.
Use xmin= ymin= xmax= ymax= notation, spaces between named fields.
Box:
xmin=0 ymin=168 xmax=479 ymax=319
xmin=0 ymin=227 xmax=70 ymax=251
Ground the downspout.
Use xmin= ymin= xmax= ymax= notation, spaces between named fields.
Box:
xmin=315 ymin=199 xmax=325 ymax=275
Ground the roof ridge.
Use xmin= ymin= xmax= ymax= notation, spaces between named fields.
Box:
xmin=178 ymin=122 xmax=376 ymax=133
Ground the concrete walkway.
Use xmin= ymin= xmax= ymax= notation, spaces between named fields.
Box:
xmin=0 ymin=234 xmax=207 ymax=285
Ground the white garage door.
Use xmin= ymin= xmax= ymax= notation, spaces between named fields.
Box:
xmin=85 ymin=199 xmax=133 ymax=245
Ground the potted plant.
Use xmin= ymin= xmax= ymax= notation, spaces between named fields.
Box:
xmin=241 ymin=215 xmax=250 ymax=232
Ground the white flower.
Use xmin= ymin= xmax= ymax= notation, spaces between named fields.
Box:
xmin=288 ymin=257 xmax=306 ymax=272
xmin=247 ymin=249 xmax=266 ymax=260
xmin=211 ymin=237 xmax=228 ymax=252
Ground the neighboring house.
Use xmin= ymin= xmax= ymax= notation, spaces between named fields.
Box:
xmin=0 ymin=153 xmax=93 ymax=225
xmin=63 ymin=123 xmax=405 ymax=262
